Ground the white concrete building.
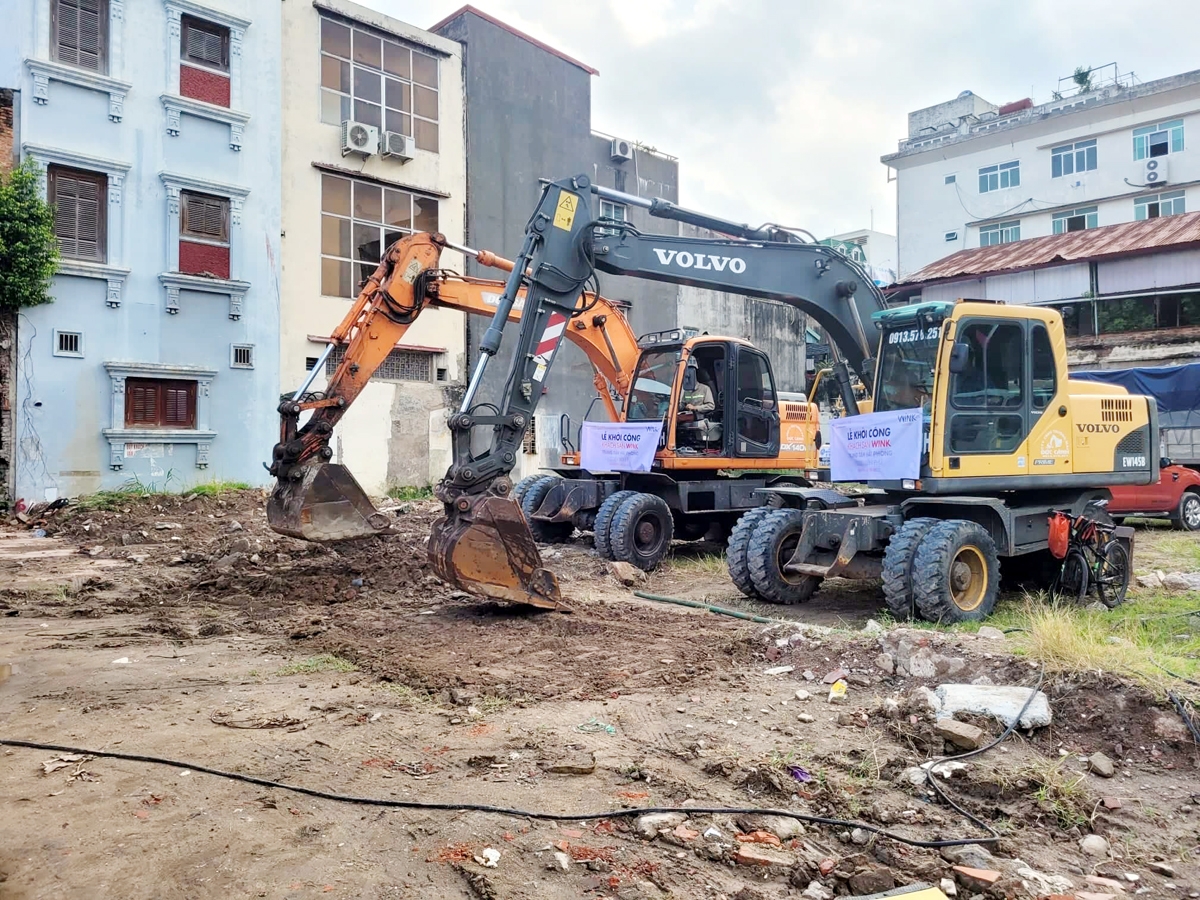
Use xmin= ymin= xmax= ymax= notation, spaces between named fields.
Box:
xmin=820 ymin=229 xmax=897 ymax=286
xmin=280 ymin=0 xmax=465 ymax=494
xmin=883 ymin=69 xmax=1200 ymax=278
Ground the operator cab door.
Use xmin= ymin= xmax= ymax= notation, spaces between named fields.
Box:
xmin=732 ymin=346 xmax=780 ymax=457
xmin=945 ymin=317 xmax=1031 ymax=462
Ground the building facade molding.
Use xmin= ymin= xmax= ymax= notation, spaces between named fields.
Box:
xmin=164 ymin=0 xmax=249 ymax=110
xmin=158 ymin=272 xmax=251 ymax=319
xmin=55 ymin=260 xmax=131 ymax=309
xmin=102 ymin=361 xmax=219 ymax=470
xmin=160 ymin=93 xmax=250 ymax=150
xmin=25 ymin=59 xmax=132 ymax=122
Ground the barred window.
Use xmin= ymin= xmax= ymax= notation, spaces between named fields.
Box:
xmin=326 ymin=346 xmax=431 ymax=382
xmin=522 ymin=419 xmax=536 ymax=454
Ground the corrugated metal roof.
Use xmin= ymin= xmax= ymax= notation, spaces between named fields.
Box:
xmin=898 ymin=211 xmax=1200 ymax=285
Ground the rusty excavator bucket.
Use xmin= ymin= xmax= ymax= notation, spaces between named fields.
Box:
xmin=267 ymin=461 xmax=391 ymax=542
xmin=428 ymin=490 xmax=566 ymax=610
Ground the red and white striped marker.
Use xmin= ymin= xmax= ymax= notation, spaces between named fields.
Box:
xmin=532 ymin=312 xmax=567 ymax=382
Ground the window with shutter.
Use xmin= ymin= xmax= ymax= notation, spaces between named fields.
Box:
xmin=181 ymin=15 xmax=230 ymax=71
xmin=125 ymin=379 xmax=197 ymax=428
xmin=52 ymin=0 xmax=108 ymax=73
xmin=180 ymin=191 xmax=230 ymax=243
xmin=49 ymin=165 xmax=107 ymax=262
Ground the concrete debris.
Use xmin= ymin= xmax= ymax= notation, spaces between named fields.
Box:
xmin=1162 ymin=571 xmax=1200 ymax=591
xmin=875 ymin=652 xmax=895 ymax=674
xmin=941 ymin=844 xmax=996 ymax=871
xmin=861 ymin=619 xmax=885 ymax=634
xmin=849 ymin=827 xmax=869 ymax=845
xmin=846 ymin=866 xmax=894 ymax=895
xmin=906 ymin=686 xmax=942 ymax=714
xmin=474 ymin=848 xmax=500 ymax=868
xmin=763 ymin=665 xmax=795 ymax=676
xmin=899 ymin=766 xmax=928 ymax=787
xmin=797 ymin=713 xmax=816 ymax=723
xmin=800 ymin=881 xmax=834 ymax=900
xmin=935 ymin=718 xmax=986 ymax=750
xmin=934 ymin=683 xmax=1052 ymax=729
xmin=940 ymin=877 xmax=958 ymax=897
xmin=1079 ymin=834 xmax=1110 ymax=857
xmin=794 ymin=690 xmax=812 ymax=701
xmin=551 ymin=851 xmax=571 ymax=871
xmin=975 ymin=625 xmax=1006 ymax=641
xmin=634 ymin=812 xmax=686 ymax=839
xmin=1148 ymin=862 xmax=1175 ymax=877
xmin=1136 ymin=572 xmax=1164 ymax=589
xmin=1088 ymin=751 xmax=1115 ymax=778
xmin=610 ymin=561 xmax=645 ymax=586
xmin=1017 ymin=866 xmax=1074 ymax=895
xmin=1086 ymin=874 xmax=1129 ymax=892
xmin=929 ymin=759 xmax=968 ymax=779
xmin=737 ymin=814 xmax=805 ymax=841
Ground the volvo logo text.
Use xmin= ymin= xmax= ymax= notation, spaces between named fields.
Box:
xmin=1076 ymin=423 xmax=1121 ymax=433
xmin=652 ymin=248 xmax=746 ymax=274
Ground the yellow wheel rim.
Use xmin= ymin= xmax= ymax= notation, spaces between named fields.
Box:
xmin=949 ymin=545 xmax=987 ymax=611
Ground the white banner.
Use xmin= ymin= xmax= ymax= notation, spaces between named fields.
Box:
xmin=580 ymin=421 xmax=663 ymax=473
xmin=829 ymin=408 xmax=922 ymax=482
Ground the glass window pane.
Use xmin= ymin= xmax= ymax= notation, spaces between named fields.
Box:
xmin=321 ymin=19 xmax=351 ymax=59
xmin=353 ymin=182 xmax=382 ymax=222
xmin=1009 ymin=167 xmax=1020 ymax=187
xmin=1052 ymin=155 xmax=1063 ymax=178
xmin=354 ymin=223 xmax=382 ymax=262
xmin=979 ymin=174 xmax=989 ymax=193
xmin=1085 ymin=145 xmax=1097 ymax=170
xmin=353 ymin=100 xmax=381 ymax=129
xmin=383 ymin=230 xmax=403 ymax=252
xmin=320 ymin=89 xmax=349 ymax=125
xmin=322 ymin=257 xmax=351 ymax=297
xmin=412 ymin=52 xmax=438 ymax=87
xmin=414 ymin=118 xmax=438 ymax=153
xmin=357 ymin=261 xmax=376 ymax=290
xmin=414 ymin=197 xmax=438 ymax=233
xmin=384 ymin=190 xmax=412 ymax=229
xmin=385 ymin=78 xmax=410 ymax=111
xmin=321 ymin=55 xmax=349 ymax=91
xmin=322 ymin=174 xmax=351 ymax=216
xmin=353 ymin=66 xmax=381 ymax=103
xmin=321 ymin=214 xmax=351 ymax=257
xmin=383 ymin=42 xmax=410 ymax=78
xmin=385 ymin=109 xmax=411 ymax=136
xmin=352 ymin=29 xmax=381 ymax=68
xmin=413 ymin=85 xmax=438 ymax=120
xmin=1172 ymin=127 xmax=1185 ymax=153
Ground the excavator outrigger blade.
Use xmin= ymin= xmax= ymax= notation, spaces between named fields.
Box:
xmin=267 ymin=460 xmax=389 ymax=542
xmin=428 ymin=489 xmax=565 ymax=610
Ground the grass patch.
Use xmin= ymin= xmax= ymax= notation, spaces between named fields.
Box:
xmin=976 ymin=592 xmax=1200 ymax=691
xmin=379 ymin=683 xmax=438 ymax=708
xmin=1140 ymin=532 xmax=1200 ymax=573
xmin=1021 ymin=757 xmax=1094 ymax=829
xmin=188 ymin=480 xmax=252 ymax=498
xmin=386 ymin=485 xmax=434 ymax=501
xmin=278 ymin=654 xmax=357 ymax=676
xmin=666 ymin=552 xmax=727 ymax=577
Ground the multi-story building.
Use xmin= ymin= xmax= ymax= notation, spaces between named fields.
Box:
xmin=279 ymin=0 xmax=466 ymax=494
xmin=819 ymin=229 xmax=897 ymax=287
xmin=5 ymin=0 xmax=281 ymax=504
xmin=432 ymin=6 xmax=811 ymax=475
xmin=883 ymin=68 xmax=1200 ymax=278
xmin=1 ymin=88 xmax=16 ymax=505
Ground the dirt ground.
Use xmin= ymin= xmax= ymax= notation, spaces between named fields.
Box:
xmin=0 ymin=491 xmax=1197 ymax=899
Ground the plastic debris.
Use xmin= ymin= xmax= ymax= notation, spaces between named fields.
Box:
xmin=787 ymin=764 xmax=812 ymax=782
xmin=827 ymin=680 xmax=847 ymax=703
xmin=474 ymin=848 xmax=501 ymax=868
xmin=577 ymin=717 xmax=616 ymax=735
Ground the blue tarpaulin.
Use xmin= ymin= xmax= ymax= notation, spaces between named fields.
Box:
xmin=1074 ymin=362 xmax=1200 ymax=429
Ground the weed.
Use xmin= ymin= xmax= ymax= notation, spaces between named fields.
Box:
xmin=188 ymin=480 xmax=252 ymax=498
xmin=380 ymin=683 xmax=436 ymax=707
xmin=666 ymin=553 xmax=727 ymax=577
xmin=74 ymin=471 xmax=179 ymax=511
xmin=277 ymin=654 xmax=357 ymax=676
xmin=386 ymin=485 xmax=434 ymax=501
xmin=1021 ymin=756 xmax=1093 ymax=829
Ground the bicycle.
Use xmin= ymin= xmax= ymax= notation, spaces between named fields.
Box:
xmin=1049 ymin=505 xmax=1131 ymax=608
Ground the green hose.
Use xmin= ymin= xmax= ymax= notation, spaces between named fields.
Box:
xmin=633 ymin=591 xmax=789 ymax=625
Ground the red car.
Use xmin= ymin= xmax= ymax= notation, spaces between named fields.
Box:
xmin=1108 ymin=461 xmax=1200 ymax=530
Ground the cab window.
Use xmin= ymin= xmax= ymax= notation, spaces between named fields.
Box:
xmin=949 ymin=320 xmax=1025 ymax=454
xmin=1031 ymin=323 xmax=1056 ymax=411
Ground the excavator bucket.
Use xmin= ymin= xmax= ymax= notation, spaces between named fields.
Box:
xmin=267 ymin=462 xmax=390 ymax=542
xmin=428 ymin=495 xmax=565 ymax=610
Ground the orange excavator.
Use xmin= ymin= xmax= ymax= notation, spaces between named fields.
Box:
xmin=267 ymin=174 xmax=883 ymax=610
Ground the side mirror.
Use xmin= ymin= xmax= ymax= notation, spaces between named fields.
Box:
xmin=1161 ymin=457 xmax=1173 ymax=469
xmin=683 ymin=361 xmax=698 ymax=392
xmin=949 ymin=341 xmax=970 ymax=375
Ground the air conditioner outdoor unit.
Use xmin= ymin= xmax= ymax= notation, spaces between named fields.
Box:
xmin=1143 ymin=157 xmax=1169 ymax=185
xmin=341 ymin=120 xmax=378 ymax=157
xmin=382 ymin=131 xmax=414 ymax=161
xmin=610 ymin=138 xmax=633 ymax=162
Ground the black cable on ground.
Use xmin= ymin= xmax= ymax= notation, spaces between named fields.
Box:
xmin=1168 ymin=691 xmax=1200 ymax=744
xmin=2 ymin=735 xmax=991 ymax=848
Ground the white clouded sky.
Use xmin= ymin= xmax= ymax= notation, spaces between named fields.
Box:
xmin=375 ymin=0 xmax=1199 ymax=238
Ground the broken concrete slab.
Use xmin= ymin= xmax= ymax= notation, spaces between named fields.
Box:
xmin=634 ymin=812 xmax=685 ymax=839
xmin=934 ymin=683 xmax=1052 ymax=729
xmin=935 ymin=718 xmax=986 ymax=750
xmin=1088 ymin=751 xmax=1115 ymax=778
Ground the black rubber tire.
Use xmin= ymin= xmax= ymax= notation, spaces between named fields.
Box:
xmin=727 ymin=507 xmax=773 ymax=598
xmin=880 ymin=517 xmax=939 ymax=621
xmin=746 ymin=508 xmax=821 ymax=605
xmin=1052 ymin=548 xmax=1089 ymax=603
xmin=610 ymin=493 xmax=674 ymax=571
xmin=520 ymin=476 xmax=574 ymax=544
xmin=1176 ymin=491 xmax=1200 ymax=531
xmin=593 ymin=490 xmax=637 ymax=559
xmin=912 ymin=519 xmax=1000 ymax=624
xmin=1096 ymin=540 xmax=1130 ymax=608
xmin=511 ymin=474 xmax=551 ymax=511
